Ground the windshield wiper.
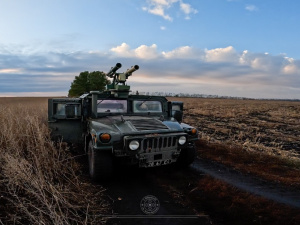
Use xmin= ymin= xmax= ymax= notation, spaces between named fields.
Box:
xmin=121 ymin=115 xmax=126 ymax=122
xmin=97 ymin=94 xmax=112 ymax=105
xmin=139 ymin=96 xmax=152 ymax=106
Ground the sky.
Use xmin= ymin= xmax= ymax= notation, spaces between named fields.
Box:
xmin=0 ymin=0 xmax=300 ymax=99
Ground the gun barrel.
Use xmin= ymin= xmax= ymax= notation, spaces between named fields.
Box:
xmin=124 ymin=65 xmax=139 ymax=76
xmin=107 ymin=63 xmax=122 ymax=78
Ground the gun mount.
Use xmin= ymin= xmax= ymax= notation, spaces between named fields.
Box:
xmin=106 ymin=63 xmax=139 ymax=98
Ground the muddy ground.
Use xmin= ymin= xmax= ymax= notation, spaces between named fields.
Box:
xmin=80 ymin=152 xmax=300 ymax=225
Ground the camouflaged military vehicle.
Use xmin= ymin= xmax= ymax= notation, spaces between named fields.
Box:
xmin=48 ymin=63 xmax=198 ymax=179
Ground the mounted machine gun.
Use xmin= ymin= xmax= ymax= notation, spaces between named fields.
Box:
xmin=106 ymin=63 xmax=139 ymax=98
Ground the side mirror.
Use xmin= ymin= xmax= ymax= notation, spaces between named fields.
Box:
xmin=171 ymin=101 xmax=184 ymax=123
xmin=173 ymin=110 xmax=183 ymax=123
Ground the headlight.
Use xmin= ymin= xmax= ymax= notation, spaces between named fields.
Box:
xmin=129 ymin=140 xmax=140 ymax=150
xmin=178 ymin=136 xmax=186 ymax=145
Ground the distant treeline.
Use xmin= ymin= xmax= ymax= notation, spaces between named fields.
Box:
xmin=132 ymin=91 xmax=300 ymax=101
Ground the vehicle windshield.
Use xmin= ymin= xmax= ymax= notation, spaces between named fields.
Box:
xmin=97 ymin=100 xmax=127 ymax=113
xmin=133 ymin=100 xmax=162 ymax=113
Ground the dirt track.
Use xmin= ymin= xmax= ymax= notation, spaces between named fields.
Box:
xmin=88 ymin=155 xmax=300 ymax=225
xmin=192 ymin=158 xmax=300 ymax=209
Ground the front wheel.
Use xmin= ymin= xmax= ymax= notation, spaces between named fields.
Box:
xmin=88 ymin=141 xmax=113 ymax=180
xmin=176 ymin=143 xmax=196 ymax=167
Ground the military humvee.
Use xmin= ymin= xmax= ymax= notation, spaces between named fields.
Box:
xmin=48 ymin=63 xmax=198 ymax=179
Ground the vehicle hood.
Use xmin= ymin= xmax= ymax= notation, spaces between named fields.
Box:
xmin=89 ymin=115 xmax=183 ymax=135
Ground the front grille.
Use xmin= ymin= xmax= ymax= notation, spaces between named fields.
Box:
xmin=140 ymin=136 xmax=178 ymax=153
xmin=129 ymin=119 xmax=169 ymax=131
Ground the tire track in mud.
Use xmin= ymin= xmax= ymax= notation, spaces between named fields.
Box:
xmin=191 ymin=158 xmax=300 ymax=209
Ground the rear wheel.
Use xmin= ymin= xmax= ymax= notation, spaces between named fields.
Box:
xmin=176 ymin=143 xmax=196 ymax=167
xmin=88 ymin=140 xmax=113 ymax=180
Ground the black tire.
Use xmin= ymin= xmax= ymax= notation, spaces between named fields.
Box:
xmin=88 ymin=140 xmax=113 ymax=180
xmin=176 ymin=144 xmax=196 ymax=167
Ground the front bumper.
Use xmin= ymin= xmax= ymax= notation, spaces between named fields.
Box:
xmin=122 ymin=132 xmax=187 ymax=167
xmin=137 ymin=149 xmax=181 ymax=167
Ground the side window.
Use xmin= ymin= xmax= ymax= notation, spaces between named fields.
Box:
xmin=172 ymin=105 xmax=181 ymax=112
xmin=66 ymin=104 xmax=81 ymax=118
xmin=56 ymin=104 xmax=66 ymax=116
xmin=54 ymin=103 xmax=81 ymax=119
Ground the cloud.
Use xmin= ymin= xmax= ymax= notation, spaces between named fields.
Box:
xmin=0 ymin=43 xmax=299 ymax=99
xmin=0 ymin=68 xmax=23 ymax=74
xmin=109 ymin=43 xmax=300 ymax=98
xmin=142 ymin=0 xmax=174 ymax=21
xmin=110 ymin=43 xmax=159 ymax=59
xmin=110 ymin=43 xmax=132 ymax=57
xmin=283 ymin=63 xmax=298 ymax=74
xmin=142 ymin=0 xmax=197 ymax=21
xmin=238 ymin=50 xmax=300 ymax=75
xmin=245 ymin=4 xmax=258 ymax=12
xmin=162 ymin=46 xmax=203 ymax=59
xmin=179 ymin=1 xmax=198 ymax=20
xmin=205 ymin=46 xmax=238 ymax=62
xmin=135 ymin=44 xmax=159 ymax=59
xmin=0 ymin=92 xmax=67 ymax=97
xmin=111 ymin=43 xmax=202 ymax=60
xmin=282 ymin=57 xmax=300 ymax=75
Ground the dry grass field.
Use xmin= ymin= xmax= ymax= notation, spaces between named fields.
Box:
xmin=168 ymin=97 xmax=300 ymax=186
xmin=166 ymin=97 xmax=300 ymax=224
xmin=0 ymin=97 xmax=108 ymax=224
xmin=172 ymin=98 xmax=300 ymax=158
xmin=1 ymin=96 xmax=299 ymax=224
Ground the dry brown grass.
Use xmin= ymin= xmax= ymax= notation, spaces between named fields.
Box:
xmin=173 ymin=98 xmax=300 ymax=158
xmin=168 ymin=97 xmax=300 ymax=185
xmin=0 ymin=97 xmax=108 ymax=224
